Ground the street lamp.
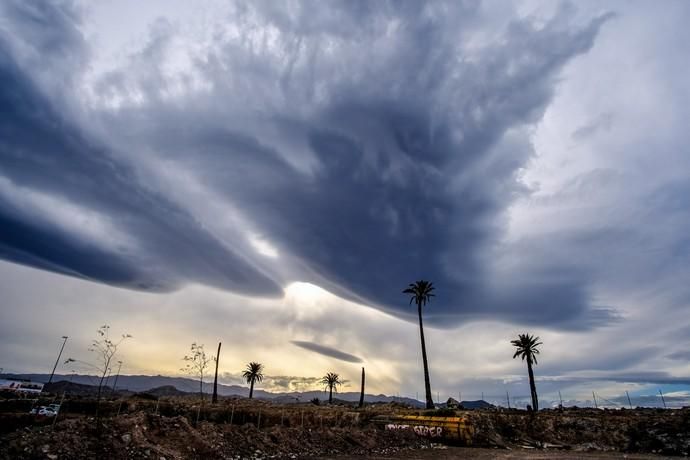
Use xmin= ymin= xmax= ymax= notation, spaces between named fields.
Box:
xmin=48 ymin=336 xmax=69 ymax=385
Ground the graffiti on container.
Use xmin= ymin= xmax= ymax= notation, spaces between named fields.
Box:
xmin=385 ymin=423 xmax=443 ymax=438
xmin=413 ymin=425 xmax=443 ymax=437
xmin=386 ymin=424 xmax=410 ymax=430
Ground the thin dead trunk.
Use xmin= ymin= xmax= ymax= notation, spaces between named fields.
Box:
xmin=358 ymin=367 xmax=365 ymax=408
xmin=95 ymin=365 xmax=109 ymax=426
xmin=212 ymin=342 xmax=221 ymax=404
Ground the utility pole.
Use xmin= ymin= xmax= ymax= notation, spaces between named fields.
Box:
xmin=659 ymin=389 xmax=667 ymax=408
xmin=592 ymin=391 xmax=598 ymax=409
xmin=110 ymin=361 xmax=123 ymax=396
xmin=48 ymin=336 xmax=68 ymax=385
xmin=506 ymin=391 xmax=511 ymax=409
xmin=626 ymin=390 xmax=633 ymax=409
xmin=558 ymin=391 xmax=563 ymax=407
xmin=212 ymin=342 xmax=222 ymax=404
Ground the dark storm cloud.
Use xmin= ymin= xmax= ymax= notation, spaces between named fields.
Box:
xmin=666 ymin=350 xmax=690 ymax=361
xmin=291 ymin=341 xmax=363 ymax=364
xmin=0 ymin=1 xmax=616 ymax=327
xmin=0 ymin=1 xmax=282 ymax=296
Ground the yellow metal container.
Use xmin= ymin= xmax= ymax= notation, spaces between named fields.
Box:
xmin=378 ymin=415 xmax=474 ymax=444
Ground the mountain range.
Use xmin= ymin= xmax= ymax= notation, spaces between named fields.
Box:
xmin=2 ymin=373 xmax=427 ymax=407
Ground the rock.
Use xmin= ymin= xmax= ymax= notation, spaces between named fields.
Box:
xmin=121 ymin=433 xmax=132 ymax=445
xmin=47 ymin=455 xmax=58 ymax=460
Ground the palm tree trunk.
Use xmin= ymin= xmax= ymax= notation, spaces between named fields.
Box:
xmin=212 ymin=342 xmax=221 ymax=404
xmin=249 ymin=379 xmax=255 ymax=399
xmin=527 ymin=358 xmax=538 ymax=411
xmin=358 ymin=367 xmax=365 ymax=408
xmin=418 ymin=302 xmax=434 ymax=409
xmin=329 ymin=385 xmax=333 ymax=403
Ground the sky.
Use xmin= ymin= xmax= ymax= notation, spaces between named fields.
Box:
xmin=1 ymin=0 xmax=689 ymax=408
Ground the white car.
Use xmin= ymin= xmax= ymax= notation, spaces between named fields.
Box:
xmin=30 ymin=404 xmax=59 ymax=417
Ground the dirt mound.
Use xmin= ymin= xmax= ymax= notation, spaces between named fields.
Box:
xmin=0 ymin=411 xmax=427 ymax=459
xmin=465 ymin=408 xmax=690 ymax=456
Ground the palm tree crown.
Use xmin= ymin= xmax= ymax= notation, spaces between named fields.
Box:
xmin=243 ymin=362 xmax=264 ymax=383
xmin=511 ymin=334 xmax=542 ymax=364
xmin=321 ymin=372 xmax=342 ymax=391
xmin=321 ymin=372 xmax=342 ymax=403
xmin=243 ymin=362 xmax=264 ymax=399
xmin=403 ymin=280 xmax=435 ymax=308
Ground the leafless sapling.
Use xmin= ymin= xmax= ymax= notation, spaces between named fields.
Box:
xmin=182 ymin=342 xmax=211 ymax=423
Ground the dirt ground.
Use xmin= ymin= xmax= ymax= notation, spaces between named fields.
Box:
xmin=325 ymin=445 xmax=677 ymax=460
xmin=1 ymin=398 xmax=689 ymax=459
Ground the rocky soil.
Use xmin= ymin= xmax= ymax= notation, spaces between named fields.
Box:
xmin=466 ymin=407 xmax=690 ymax=455
xmin=0 ymin=410 xmax=426 ymax=459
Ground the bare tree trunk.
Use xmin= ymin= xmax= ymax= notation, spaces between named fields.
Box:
xmin=249 ymin=379 xmax=255 ymax=399
xmin=527 ymin=358 xmax=538 ymax=411
xmin=97 ymin=371 xmax=106 ymax=403
xmin=418 ymin=302 xmax=434 ymax=409
xmin=329 ymin=385 xmax=333 ymax=403
xmin=358 ymin=367 xmax=365 ymax=408
xmin=95 ymin=366 xmax=108 ymax=432
xmin=212 ymin=342 xmax=221 ymax=404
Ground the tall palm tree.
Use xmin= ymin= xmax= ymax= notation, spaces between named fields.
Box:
xmin=511 ymin=333 xmax=543 ymax=411
xmin=321 ymin=372 xmax=342 ymax=404
xmin=242 ymin=362 xmax=264 ymax=399
xmin=403 ymin=280 xmax=435 ymax=409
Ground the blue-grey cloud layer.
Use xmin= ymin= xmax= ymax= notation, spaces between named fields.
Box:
xmin=291 ymin=341 xmax=363 ymax=363
xmin=0 ymin=0 xmax=631 ymax=329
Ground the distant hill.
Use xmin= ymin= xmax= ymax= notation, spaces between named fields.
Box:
xmin=43 ymin=380 xmax=116 ymax=396
xmin=141 ymin=385 xmax=192 ymax=398
xmin=3 ymin=373 xmax=424 ymax=406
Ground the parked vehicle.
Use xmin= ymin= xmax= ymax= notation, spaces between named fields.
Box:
xmin=1 ymin=379 xmax=44 ymax=395
xmin=29 ymin=405 xmax=59 ymax=417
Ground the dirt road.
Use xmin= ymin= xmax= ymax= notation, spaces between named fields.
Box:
xmin=324 ymin=446 xmax=675 ymax=460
